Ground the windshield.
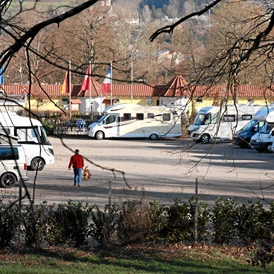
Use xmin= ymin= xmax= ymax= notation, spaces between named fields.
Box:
xmin=240 ymin=119 xmax=258 ymax=131
xmin=194 ymin=113 xmax=211 ymax=125
xmin=40 ymin=126 xmax=51 ymax=145
xmin=98 ymin=114 xmax=108 ymax=123
xmin=260 ymin=122 xmax=273 ymax=134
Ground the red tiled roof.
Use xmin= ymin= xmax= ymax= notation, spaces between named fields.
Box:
xmin=192 ymin=85 xmax=274 ymax=98
xmin=1 ymin=76 xmax=274 ymax=99
xmin=161 ymin=75 xmax=190 ymax=97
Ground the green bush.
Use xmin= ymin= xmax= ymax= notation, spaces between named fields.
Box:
xmin=160 ymin=197 xmax=210 ymax=243
xmin=22 ymin=204 xmax=49 ymax=247
xmin=47 ymin=201 xmax=91 ymax=247
xmin=188 ymin=197 xmax=211 ymax=242
xmin=212 ymin=197 xmax=238 ymax=245
xmin=2 ymin=197 xmax=274 ymax=251
xmin=88 ymin=203 xmax=120 ymax=247
xmin=147 ymin=200 xmax=167 ymax=242
xmin=236 ymin=201 xmax=270 ymax=245
xmin=0 ymin=203 xmax=19 ymax=247
xmin=162 ymin=198 xmax=193 ymax=242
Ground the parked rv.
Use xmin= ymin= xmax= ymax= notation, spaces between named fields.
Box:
xmin=88 ymin=104 xmax=182 ymax=140
xmin=250 ymin=110 xmax=274 ymax=152
xmin=0 ymin=112 xmax=54 ymax=170
xmin=187 ymin=105 xmax=263 ymax=144
xmin=0 ymin=144 xmax=28 ymax=188
xmin=233 ymin=106 xmax=274 ymax=148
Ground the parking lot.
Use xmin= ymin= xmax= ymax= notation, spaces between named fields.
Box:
xmin=2 ymin=136 xmax=274 ymax=207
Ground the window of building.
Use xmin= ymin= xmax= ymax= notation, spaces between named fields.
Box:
xmin=147 ymin=113 xmax=154 ymax=118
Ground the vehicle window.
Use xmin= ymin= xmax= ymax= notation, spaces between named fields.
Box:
xmin=242 ymin=115 xmax=252 ymax=120
xmin=136 ymin=113 xmax=144 ymax=120
xmin=124 ymin=113 xmax=131 ymax=121
xmin=0 ymin=127 xmax=10 ymax=135
xmin=194 ymin=113 xmax=211 ymax=125
xmin=261 ymin=123 xmax=273 ymax=134
xmin=147 ymin=113 xmax=154 ymax=118
xmin=106 ymin=115 xmax=116 ymax=124
xmin=0 ymin=147 xmax=19 ymax=160
xmin=163 ymin=113 xmax=171 ymax=121
xmin=16 ymin=127 xmax=40 ymax=143
xmin=223 ymin=115 xmax=235 ymax=122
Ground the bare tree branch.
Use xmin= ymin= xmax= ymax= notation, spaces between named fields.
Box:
xmin=149 ymin=0 xmax=223 ymax=42
xmin=0 ymin=0 xmax=100 ymax=67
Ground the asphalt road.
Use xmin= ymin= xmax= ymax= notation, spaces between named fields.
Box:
xmin=3 ymin=136 xmax=274 ymax=207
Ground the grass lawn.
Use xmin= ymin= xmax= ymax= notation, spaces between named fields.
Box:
xmin=0 ymin=245 xmax=272 ymax=273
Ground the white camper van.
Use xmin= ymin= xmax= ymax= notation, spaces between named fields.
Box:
xmin=187 ymin=105 xmax=263 ymax=144
xmin=0 ymin=144 xmax=28 ymax=188
xmin=88 ymin=104 xmax=182 ymax=140
xmin=0 ymin=112 xmax=54 ymax=170
xmin=233 ymin=106 xmax=274 ymax=148
xmin=250 ymin=110 xmax=274 ymax=152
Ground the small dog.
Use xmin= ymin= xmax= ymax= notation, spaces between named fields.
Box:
xmin=83 ymin=166 xmax=91 ymax=180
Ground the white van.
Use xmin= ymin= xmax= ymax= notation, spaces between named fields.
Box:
xmin=233 ymin=106 xmax=274 ymax=148
xmin=88 ymin=104 xmax=182 ymax=140
xmin=0 ymin=144 xmax=28 ymax=188
xmin=250 ymin=111 xmax=274 ymax=152
xmin=187 ymin=105 xmax=263 ymax=143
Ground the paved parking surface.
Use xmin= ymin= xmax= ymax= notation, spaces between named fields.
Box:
xmin=2 ymin=136 xmax=274 ymax=207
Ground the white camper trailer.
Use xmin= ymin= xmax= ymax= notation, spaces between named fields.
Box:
xmin=0 ymin=112 xmax=54 ymax=170
xmin=187 ymin=105 xmax=263 ymax=143
xmin=88 ymin=104 xmax=182 ymax=140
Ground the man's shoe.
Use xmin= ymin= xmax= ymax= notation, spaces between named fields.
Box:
xmin=73 ymin=184 xmax=76 ymax=186
xmin=78 ymin=185 xmax=80 ymax=187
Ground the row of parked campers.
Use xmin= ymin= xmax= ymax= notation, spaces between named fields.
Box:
xmin=187 ymin=105 xmax=274 ymax=152
xmin=0 ymin=144 xmax=28 ymax=188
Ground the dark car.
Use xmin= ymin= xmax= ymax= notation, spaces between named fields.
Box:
xmin=233 ymin=119 xmax=265 ymax=148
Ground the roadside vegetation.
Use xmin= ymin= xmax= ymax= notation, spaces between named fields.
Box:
xmin=0 ymin=197 xmax=273 ymax=272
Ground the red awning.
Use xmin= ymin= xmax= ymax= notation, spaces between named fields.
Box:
xmin=70 ymin=99 xmax=82 ymax=104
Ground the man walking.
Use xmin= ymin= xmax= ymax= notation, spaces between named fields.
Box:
xmin=68 ymin=149 xmax=84 ymax=187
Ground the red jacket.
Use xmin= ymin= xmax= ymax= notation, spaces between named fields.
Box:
xmin=68 ymin=154 xmax=84 ymax=169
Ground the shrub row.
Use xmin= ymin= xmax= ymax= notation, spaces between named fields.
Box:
xmin=0 ymin=198 xmax=273 ymax=249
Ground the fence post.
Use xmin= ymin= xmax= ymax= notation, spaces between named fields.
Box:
xmin=18 ymin=180 xmax=22 ymax=244
xmin=194 ymin=177 xmax=198 ymax=244
xmin=108 ymin=180 xmax=112 ymax=210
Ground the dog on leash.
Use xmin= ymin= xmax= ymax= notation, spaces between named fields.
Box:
xmin=83 ymin=166 xmax=91 ymax=180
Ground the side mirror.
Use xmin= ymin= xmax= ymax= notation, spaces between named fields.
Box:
xmin=271 ymin=131 xmax=274 ymax=136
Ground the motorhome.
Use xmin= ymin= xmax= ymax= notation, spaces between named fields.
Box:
xmin=250 ymin=110 xmax=274 ymax=152
xmin=233 ymin=106 xmax=274 ymax=148
xmin=187 ymin=105 xmax=264 ymax=144
xmin=0 ymin=112 xmax=54 ymax=170
xmin=88 ymin=104 xmax=182 ymax=140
